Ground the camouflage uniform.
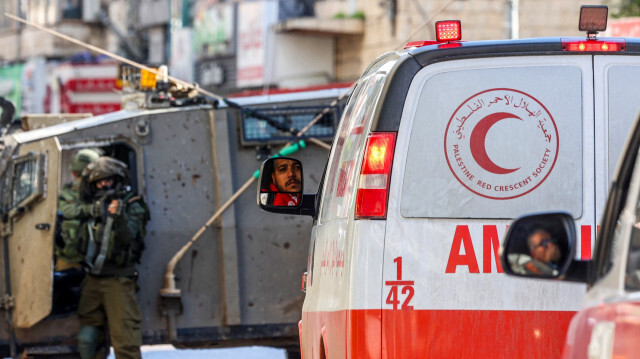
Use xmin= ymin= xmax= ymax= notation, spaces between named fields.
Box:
xmin=56 ymin=148 xmax=101 ymax=270
xmin=76 ymin=157 xmax=149 ymax=359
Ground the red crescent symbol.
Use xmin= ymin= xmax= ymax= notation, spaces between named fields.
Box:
xmin=470 ymin=112 xmax=522 ymax=175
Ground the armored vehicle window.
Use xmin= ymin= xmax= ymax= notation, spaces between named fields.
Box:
xmin=240 ymin=105 xmax=342 ymax=145
xmin=10 ymin=153 xmax=43 ymax=210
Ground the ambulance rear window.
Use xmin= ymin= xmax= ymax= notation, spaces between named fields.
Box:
xmin=401 ymin=62 xmax=584 ymax=218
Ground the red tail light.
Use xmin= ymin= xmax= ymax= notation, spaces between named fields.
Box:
xmin=355 ymin=132 xmax=397 ymax=219
xmin=561 ymin=39 xmax=625 ymax=52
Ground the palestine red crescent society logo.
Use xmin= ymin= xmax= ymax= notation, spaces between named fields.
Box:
xmin=444 ymin=88 xmax=559 ymax=200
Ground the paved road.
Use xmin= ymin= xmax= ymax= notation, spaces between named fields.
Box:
xmin=107 ymin=345 xmax=286 ymax=358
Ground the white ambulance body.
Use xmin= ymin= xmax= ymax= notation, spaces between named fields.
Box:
xmin=259 ymin=9 xmax=640 ymax=358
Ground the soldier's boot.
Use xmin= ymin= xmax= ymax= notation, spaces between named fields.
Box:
xmin=77 ymin=325 xmax=101 ymax=359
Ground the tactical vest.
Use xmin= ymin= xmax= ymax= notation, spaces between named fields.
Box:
xmin=81 ymin=191 xmax=150 ymax=275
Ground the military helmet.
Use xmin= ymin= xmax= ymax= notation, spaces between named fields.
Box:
xmin=69 ymin=148 xmax=102 ymax=173
xmin=83 ymin=156 xmax=130 ymax=184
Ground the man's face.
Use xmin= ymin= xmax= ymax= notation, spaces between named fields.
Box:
xmin=272 ymin=159 xmax=302 ymax=192
xmin=529 ymin=230 xmax=561 ymax=263
xmin=95 ymin=177 xmax=114 ymax=190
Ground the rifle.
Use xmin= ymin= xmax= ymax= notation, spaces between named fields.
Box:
xmin=87 ymin=185 xmax=132 ymax=274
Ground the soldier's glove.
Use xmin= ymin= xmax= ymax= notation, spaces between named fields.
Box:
xmin=91 ymin=199 xmax=105 ymax=218
xmin=108 ymin=199 xmax=124 ymax=217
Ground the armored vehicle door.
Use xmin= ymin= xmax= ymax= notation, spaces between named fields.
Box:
xmin=1 ymin=137 xmax=60 ymax=328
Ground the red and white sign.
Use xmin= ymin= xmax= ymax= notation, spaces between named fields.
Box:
xmin=46 ymin=62 xmax=121 ymax=115
xmin=444 ymin=88 xmax=559 ymax=200
xmin=237 ymin=1 xmax=277 ymax=88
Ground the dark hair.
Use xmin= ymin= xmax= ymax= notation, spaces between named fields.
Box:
xmin=260 ymin=160 xmax=275 ymax=192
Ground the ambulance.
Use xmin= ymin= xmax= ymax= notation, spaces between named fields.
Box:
xmin=257 ymin=6 xmax=640 ymax=358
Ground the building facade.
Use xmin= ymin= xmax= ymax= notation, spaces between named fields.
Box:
xmin=0 ymin=0 xmax=615 ymax=117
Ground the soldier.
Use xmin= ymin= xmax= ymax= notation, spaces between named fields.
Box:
xmin=76 ymin=156 xmax=149 ymax=359
xmin=56 ymin=148 xmax=102 ymax=271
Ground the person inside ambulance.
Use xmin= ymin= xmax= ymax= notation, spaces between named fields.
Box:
xmin=522 ymin=229 xmax=562 ymax=276
xmin=260 ymin=158 xmax=301 ymax=207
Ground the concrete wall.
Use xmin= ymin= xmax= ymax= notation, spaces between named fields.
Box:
xmin=274 ymin=33 xmax=335 ymax=87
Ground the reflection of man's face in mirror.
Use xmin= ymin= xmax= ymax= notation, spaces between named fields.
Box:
xmin=528 ymin=229 xmax=561 ymax=264
xmin=272 ymin=159 xmax=302 ymax=192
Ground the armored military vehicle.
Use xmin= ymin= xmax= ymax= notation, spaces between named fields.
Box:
xmin=0 ymin=76 xmax=349 ymax=358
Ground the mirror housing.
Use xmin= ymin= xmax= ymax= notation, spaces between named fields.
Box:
xmin=500 ymin=212 xmax=588 ymax=282
xmin=257 ymin=157 xmax=315 ymax=217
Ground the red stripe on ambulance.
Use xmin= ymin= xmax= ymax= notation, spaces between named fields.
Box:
xmin=303 ymin=309 xmax=574 ymax=358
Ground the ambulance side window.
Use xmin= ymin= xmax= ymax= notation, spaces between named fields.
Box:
xmin=319 ymin=73 xmax=387 ymax=222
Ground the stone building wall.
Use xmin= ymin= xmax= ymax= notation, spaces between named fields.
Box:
xmin=334 ymin=0 xmax=608 ymax=82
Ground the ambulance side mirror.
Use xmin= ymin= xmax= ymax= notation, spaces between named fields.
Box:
xmin=500 ymin=212 xmax=577 ymax=280
xmin=257 ymin=157 xmax=303 ymax=209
